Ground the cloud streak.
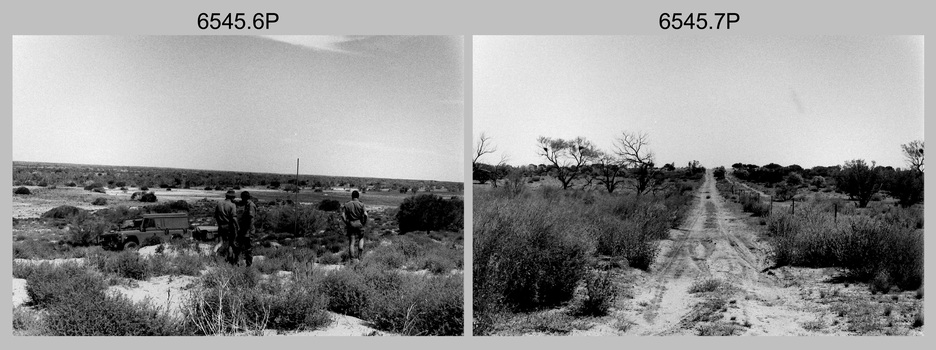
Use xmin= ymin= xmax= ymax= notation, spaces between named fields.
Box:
xmin=260 ymin=35 xmax=368 ymax=54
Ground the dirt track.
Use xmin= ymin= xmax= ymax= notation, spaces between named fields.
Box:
xmin=613 ymin=170 xmax=832 ymax=336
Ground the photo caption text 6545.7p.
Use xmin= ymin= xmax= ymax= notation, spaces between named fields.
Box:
xmin=659 ymin=13 xmax=739 ymax=30
xmin=197 ymin=13 xmax=279 ymax=30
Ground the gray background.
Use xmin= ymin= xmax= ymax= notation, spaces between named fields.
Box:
xmin=3 ymin=0 xmax=932 ymax=347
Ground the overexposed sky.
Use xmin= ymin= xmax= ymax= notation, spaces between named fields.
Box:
xmin=13 ymin=35 xmax=464 ymax=182
xmin=474 ymin=36 xmax=923 ymax=170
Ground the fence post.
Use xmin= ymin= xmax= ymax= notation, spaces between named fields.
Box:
xmin=769 ymin=195 xmax=773 ymax=216
xmin=791 ymin=197 xmax=795 ymax=214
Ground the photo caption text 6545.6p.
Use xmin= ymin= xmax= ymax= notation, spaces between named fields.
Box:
xmin=197 ymin=13 xmax=279 ymax=30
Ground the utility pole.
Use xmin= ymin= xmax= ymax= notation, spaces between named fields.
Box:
xmin=295 ymin=158 xmax=299 ymax=236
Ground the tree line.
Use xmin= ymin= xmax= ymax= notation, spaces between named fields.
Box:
xmin=473 ymin=131 xmax=705 ymax=194
xmin=12 ymin=161 xmax=463 ymax=193
xmin=729 ymin=140 xmax=923 ymax=208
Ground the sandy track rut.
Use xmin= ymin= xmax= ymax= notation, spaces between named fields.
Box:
xmin=617 ymin=170 xmax=822 ymax=336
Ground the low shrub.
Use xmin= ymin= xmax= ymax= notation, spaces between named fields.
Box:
xmin=321 ymin=269 xmax=370 ymax=318
xmin=474 ymin=191 xmax=592 ymax=313
xmin=688 ymin=278 xmax=727 ymax=294
xmin=14 ymin=239 xmax=73 ymax=259
xmin=65 ymin=213 xmax=113 ymax=247
xmin=571 ymin=270 xmax=617 ymax=316
xmin=45 ymin=293 xmax=185 ymax=336
xmin=183 ymin=265 xmax=329 ymax=334
xmin=740 ymin=195 xmax=770 ymax=217
xmin=91 ymin=251 xmax=149 ymax=280
xmin=139 ymin=192 xmax=158 ymax=202
xmin=84 ymin=183 xmax=105 ymax=191
xmin=766 ymin=201 xmax=923 ymax=291
xmin=14 ymin=186 xmax=31 ymax=195
xmin=317 ymin=199 xmax=341 ymax=212
xmin=169 ymin=200 xmax=190 ymax=211
xmin=256 ymin=205 xmax=328 ymax=236
xmin=364 ymin=273 xmax=463 ymax=336
xmin=91 ymin=197 xmax=108 ymax=206
xmin=12 ymin=306 xmax=46 ymax=335
xmin=41 ymin=205 xmax=85 ymax=219
xmin=20 ymin=262 xmax=107 ymax=309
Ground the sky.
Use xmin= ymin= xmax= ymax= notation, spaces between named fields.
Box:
xmin=473 ymin=36 xmax=923 ymax=170
xmin=13 ymin=35 xmax=464 ymax=182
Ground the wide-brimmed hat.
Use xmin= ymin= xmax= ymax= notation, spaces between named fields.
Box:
xmin=225 ymin=190 xmax=236 ymax=199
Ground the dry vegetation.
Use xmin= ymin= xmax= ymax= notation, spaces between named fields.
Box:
xmin=473 ymin=168 xmax=703 ymax=335
xmin=12 ymin=164 xmax=464 ymax=336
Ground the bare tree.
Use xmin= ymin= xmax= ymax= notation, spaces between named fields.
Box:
xmin=592 ymin=150 xmax=627 ymax=194
xmin=491 ymin=153 xmax=511 ymax=188
xmin=473 ymin=133 xmax=506 ymax=186
xmin=474 ymin=133 xmax=497 ymax=169
xmin=537 ymin=136 xmax=598 ymax=190
xmin=614 ymin=132 xmax=660 ymax=195
xmin=901 ymin=140 xmax=924 ymax=172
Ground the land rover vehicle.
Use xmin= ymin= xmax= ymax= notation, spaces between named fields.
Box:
xmin=100 ymin=213 xmax=217 ymax=250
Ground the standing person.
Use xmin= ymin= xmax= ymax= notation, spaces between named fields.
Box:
xmin=341 ymin=190 xmax=368 ymax=261
xmin=233 ymin=191 xmax=258 ymax=267
xmin=214 ymin=190 xmax=239 ymax=264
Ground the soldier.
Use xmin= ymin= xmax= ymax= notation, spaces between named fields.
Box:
xmin=214 ymin=190 xmax=239 ymax=264
xmin=232 ymin=191 xmax=258 ymax=267
xmin=341 ymin=190 xmax=368 ymax=261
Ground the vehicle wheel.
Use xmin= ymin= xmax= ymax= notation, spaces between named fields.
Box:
xmin=123 ymin=241 xmax=139 ymax=250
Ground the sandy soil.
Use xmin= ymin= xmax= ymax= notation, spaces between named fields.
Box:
xmin=588 ymin=171 xmax=830 ymax=335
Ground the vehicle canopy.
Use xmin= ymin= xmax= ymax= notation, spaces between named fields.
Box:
xmin=140 ymin=212 xmax=190 ymax=231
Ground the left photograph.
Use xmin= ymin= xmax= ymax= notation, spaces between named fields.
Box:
xmin=12 ymin=35 xmax=465 ymax=336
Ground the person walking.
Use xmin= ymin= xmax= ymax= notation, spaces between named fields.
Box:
xmin=214 ymin=190 xmax=239 ymax=264
xmin=232 ymin=191 xmax=258 ymax=267
xmin=341 ymin=190 xmax=368 ymax=261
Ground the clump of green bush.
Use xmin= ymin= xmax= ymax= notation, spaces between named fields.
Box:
xmin=766 ymin=202 xmax=923 ymax=291
xmin=14 ymin=186 xmax=31 ymax=195
xmin=15 ymin=262 xmax=185 ymax=335
xmin=41 ymin=205 xmax=85 ymax=220
xmin=139 ymin=192 xmax=157 ymax=202
xmin=256 ymin=205 xmax=328 ymax=236
xmin=474 ymin=191 xmax=592 ymax=315
xmin=740 ymin=194 xmax=770 ymax=217
xmin=317 ymin=199 xmax=341 ymax=212
xmin=91 ymin=197 xmax=108 ymax=206
xmin=184 ymin=265 xmax=330 ymax=334
xmin=367 ymin=273 xmax=463 ymax=336
xmin=321 ymin=268 xmax=370 ymax=317
xmin=571 ymin=270 xmax=617 ymax=316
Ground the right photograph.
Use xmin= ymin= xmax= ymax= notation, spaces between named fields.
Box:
xmin=472 ymin=36 xmax=923 ymax=336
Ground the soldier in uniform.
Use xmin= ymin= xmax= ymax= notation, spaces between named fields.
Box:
xmin=232 ymin=191 xmax=258 ymax=267
xmin=341 ymin=190 xmax=368 ymax=261
xmin=214 ymin=190 xmax=239 ymax=263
